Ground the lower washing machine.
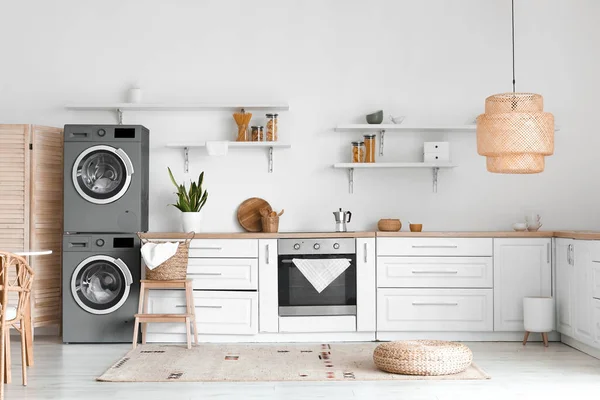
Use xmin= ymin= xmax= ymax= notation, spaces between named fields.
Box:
xmin=62 ymin=233 xmax=140 ymax=343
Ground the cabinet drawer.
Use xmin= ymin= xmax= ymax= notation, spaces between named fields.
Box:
xmin=377 ymin=238 xmax=492 ymax=257
xmin=377 ymin=257 xmax=493 ymax=288
xmin=187 ymin=258 xmax=258 ymax=290
xmin=377 ymin=288 xmax=493 ymax=331
xmin=189 ymin=239 xmax=258 ymax=258
xmin=147 ymin=290 xmax=258 ymax=335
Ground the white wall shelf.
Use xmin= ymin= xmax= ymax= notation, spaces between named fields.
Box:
xmin=335 ymin=124 xmax=475 ymax=156
xmin=333 ymin=162 xmax=456 ymax=194
xmin=65 ymin=103 xmax=290 ymax=124
xmin=166 ymin=141 xmax=291 ymax=173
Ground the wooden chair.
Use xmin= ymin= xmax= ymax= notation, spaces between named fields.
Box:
xmin=0 ymin=252 xmax=35 ymax=400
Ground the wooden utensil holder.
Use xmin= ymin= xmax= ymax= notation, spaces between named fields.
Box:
xmin=261 ymin=216 xmax=279 ymax=233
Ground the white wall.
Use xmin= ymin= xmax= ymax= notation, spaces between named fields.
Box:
xmin=2 ymin=0 xmax=599 ymax=232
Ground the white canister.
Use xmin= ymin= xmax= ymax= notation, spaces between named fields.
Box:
xmin=127 ymin=87 xmax=142 ymax=103
xmin=523 ymin=297 xmax=555 ymax=332
xmin=181 ymin=212 xmax=202 ymax=232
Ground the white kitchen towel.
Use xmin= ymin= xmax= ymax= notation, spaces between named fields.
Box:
xmin=140 ymin=242 xmax=180 ymax=270
xmin=292 ymin=258 xmax=351 ymax=293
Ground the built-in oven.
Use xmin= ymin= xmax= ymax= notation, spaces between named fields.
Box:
xmin=278 ymin=238 xmax=356 ymax=317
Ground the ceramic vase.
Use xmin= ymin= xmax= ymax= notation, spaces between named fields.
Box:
xmin=181 ymin=212 xmax=202 ymax=232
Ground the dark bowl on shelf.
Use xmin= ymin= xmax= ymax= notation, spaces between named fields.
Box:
xmin=366 ymin=110 xmax=384 ymax=124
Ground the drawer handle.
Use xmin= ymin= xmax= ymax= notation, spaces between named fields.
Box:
xmin=411 ymin=245 xmax=458 ymax=249
xmin=176 ymin=305 xmax=223 ymax=309
xmin=412 ymin=302 xmax=459 ymax=306
xmin=411 ymin=270 xmax=459 ymax=274
xmin=188 ymin=272 xmax=223 ymax=276
xmin=194 ymin=247 xmax=223 ymax=250
xmin=593 ymin=260 xmax=600 ymax=264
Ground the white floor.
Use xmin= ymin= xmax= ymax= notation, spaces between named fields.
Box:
xmin=4 ymin=337 xmax=600 ymax=400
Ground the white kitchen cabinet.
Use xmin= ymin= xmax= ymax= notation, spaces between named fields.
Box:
xmin=377 ymin=238 xmax=492 ymax=257
xmin=147 ymin=290 xmax=258 ymax=335
xmin=377 ymin=256 xmax=493 ymax=288
xmin=377 ymin=288 xmax=493 ymax=332
xmin=187 ymin=258 xmax=258 ymax=290
xmin=356 ymin=238 xmax=376 ymax=332
xmin=573 ymin=240 xmax=594 ymax=344
xmin=189 ymin=239 xmax=258 ymax=258
xmin=258 ymin=239 xmax=279 ymax=333
xmin=493 ymin=238 xmax=552 ymax=331
xmin=556 ymin=238 xmax=575 ymax=336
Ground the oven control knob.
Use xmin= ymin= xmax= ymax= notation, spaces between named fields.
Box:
xmin=96 ymin=239 xmax=105 ymax=247
xmin=333 ymin=243 xmax=340 ymax=250
xmin=293 ymin=243 xmax=301 ymax=250
xmin=313 ymin=243 xmax=320 ymax=250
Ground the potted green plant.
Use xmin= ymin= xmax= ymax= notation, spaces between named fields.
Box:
xmin=168 ymin=167 xmax=208 ymax=232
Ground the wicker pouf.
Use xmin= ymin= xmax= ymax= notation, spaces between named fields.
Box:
xmin=373 ymin=340 xmax=473 ymax=376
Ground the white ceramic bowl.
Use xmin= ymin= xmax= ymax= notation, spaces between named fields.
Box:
xmin=512 ymin=222 xmax=527 ymax=232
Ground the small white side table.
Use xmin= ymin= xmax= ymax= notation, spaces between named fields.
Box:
xmin=523 ymin=296 xmax=555 ymax=347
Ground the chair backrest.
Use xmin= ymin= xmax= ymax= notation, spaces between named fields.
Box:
xmin=0 ymin=251 xmax=35 ymax=322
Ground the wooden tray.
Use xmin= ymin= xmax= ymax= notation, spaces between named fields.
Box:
xmin=237 ymin=197 xmax=271 ymax=232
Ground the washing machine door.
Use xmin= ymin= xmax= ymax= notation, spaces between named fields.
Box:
xmin=71 ymin=255 xmax=133 ymax=315
xmin=72 ymin=145 xmax=134 ymax=205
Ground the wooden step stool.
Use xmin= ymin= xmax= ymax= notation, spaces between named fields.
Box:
xmin=133 ymin=279 xmax=198 ymax=349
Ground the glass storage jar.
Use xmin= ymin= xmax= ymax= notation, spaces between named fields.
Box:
xmin=352 ymin=141 xmax=365 ymax=163
xmin=364 ymin=134 xmax=376 ymax=163
xmin=251 ymin=126 xmax=264 ymax=141
xmin=266 ymin=113 xmax=278 ymax=141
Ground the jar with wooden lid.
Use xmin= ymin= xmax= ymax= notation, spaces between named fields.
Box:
xmin=266 ymin=113 xmax=278 ymax=141
xmin=351 ymin=141 xmax=365 ymax=163
xmin=364 ymin=134 xmax=376 ymax=163
xmin=251 ymin=126 xmax=264 ymax=141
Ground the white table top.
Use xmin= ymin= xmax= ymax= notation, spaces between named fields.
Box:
xmin=15 ymin=250 xmax=53 ymax=256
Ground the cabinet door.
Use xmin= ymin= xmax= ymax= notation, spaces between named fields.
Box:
xmin=493 ymin=238 xmax=552 ymax=331
xmin=258 ymin=239 xmax=278 ymax=333
xmin=593 ymin=299 xmax=600 ymax=347
xmin=573 ymin=240 xmax=594 ymax=344
xmin=556 ymin=239 xmax=575 ymax=336
xmin=356 ymin=238 xmax=376 ymax=332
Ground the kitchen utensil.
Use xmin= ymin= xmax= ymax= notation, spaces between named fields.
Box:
xmin=237 ymin=197 xmax=272 ymax=232
xmin=378 ymin=219 xmax=402 ymax=232
xmin=512 ymin=222 xmax=528 ymax=232
xmin=333 ymin=208 xmax=352 ymax=232
xmin=409 ymin=223 xmax=423 ymax=232
xmin=389 ymin=115 xmax=405 ymax=124
xmin=366 ymin=110 xmax=384 ymax=124
xmin=233 ymin=109 xmax=253 ymax=141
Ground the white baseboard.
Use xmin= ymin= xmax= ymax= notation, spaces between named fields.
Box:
xmin=561 ymin=335 xmax=600 ymax=360
xmin=146 ymin=332 xmax=376 ymax=343
xmin=377 ymin=331 xmax=561 ymax=342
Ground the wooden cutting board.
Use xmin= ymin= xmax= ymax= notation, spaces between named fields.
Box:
xmin=237 ymin=197 xmax=272 ymax=232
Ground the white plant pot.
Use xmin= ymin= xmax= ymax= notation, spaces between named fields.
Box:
xmin=524 ymin=297 xmax=555 ymax=332
xmin=181 ymin=212 xmax=203 ymax=233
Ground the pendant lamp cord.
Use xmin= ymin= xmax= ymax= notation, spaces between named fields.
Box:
xmin=511 ymin=0 xmax=516 ymax=93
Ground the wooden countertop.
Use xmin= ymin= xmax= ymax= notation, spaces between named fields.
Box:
xmin=139 ymin=230 xmax=600 ymax=240
xmin=139 ymin=231 xmax=376 ymax=240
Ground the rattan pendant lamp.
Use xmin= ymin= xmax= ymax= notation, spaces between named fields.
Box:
xmin=476 ymin=0 xmax=554 ymax=173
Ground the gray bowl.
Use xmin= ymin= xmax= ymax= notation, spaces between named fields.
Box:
xmin=366 ymin=110 xmax=384 ymax=124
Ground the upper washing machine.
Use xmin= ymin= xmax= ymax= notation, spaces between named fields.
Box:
xmin=63 ymin=125 xmax=149 ymax=233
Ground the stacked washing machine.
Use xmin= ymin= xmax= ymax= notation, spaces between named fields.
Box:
xmin=62 ymin=125 xmax=149 ymax=343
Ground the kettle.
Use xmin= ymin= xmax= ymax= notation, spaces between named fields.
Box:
xmin=333 ymin=208 xmax=352 ymax=232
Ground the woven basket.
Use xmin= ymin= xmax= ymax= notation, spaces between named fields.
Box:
xmin=378 ymin=219 xmax=402 ymax=232
xmin=138 ymin=232 xmax=195 ymax=280
xmin=373 ymin=340 xmax=473 ymax=376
